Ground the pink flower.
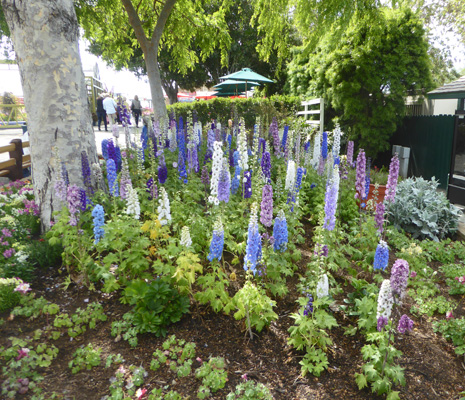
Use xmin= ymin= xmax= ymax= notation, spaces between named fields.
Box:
xmin=3 ymin=248 xmax=15 ymax=258
xmin=446 ymin=311 xmax=454 ymax=320
xmin=455 ymin=276 xmax=465 ymax=284
xmin=410 ymin=271 xmax=417 ymax=278
xmin=14 ymin=283 xmax=31 ymax=294
xmin=241 ymin=374 xmax=248 ymax=381
xmin=1 ymin=228 xmax=12 ymax=237
xmin=16 ymin=348 xmax=30 ymax=360
xmin=136 ymin=388 xmax=147 ymax=399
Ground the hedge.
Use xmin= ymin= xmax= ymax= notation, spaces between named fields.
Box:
xmin=167 ymin=95 xmax=301 ymax=130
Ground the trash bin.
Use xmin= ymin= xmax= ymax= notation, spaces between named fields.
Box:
xmin=21 ymin=124 xmax=28 ymax=134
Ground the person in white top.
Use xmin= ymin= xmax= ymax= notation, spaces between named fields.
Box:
xmin=102 ymin=94 xmax=118 ymax=129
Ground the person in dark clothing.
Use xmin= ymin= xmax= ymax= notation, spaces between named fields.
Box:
xmin=96 ymin=95 xmax=108 ymax=131
xmin=131 ymin=95 xmax=142 ymax=128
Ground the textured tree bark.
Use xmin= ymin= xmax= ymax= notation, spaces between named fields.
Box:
xmin=2 ymin=0 xmax=98 ymax=231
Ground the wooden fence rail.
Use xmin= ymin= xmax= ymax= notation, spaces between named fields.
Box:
xmin=0 ymin=139 xmax=31 ymax=181
xmin=0 ymin=104 xmax=27 ymax=129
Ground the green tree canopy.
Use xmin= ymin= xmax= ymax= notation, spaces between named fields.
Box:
xmin=288 ymin=7 xmax=433 ymax=158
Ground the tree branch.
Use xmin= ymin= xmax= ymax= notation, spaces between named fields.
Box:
xmin=120 ymin=0 xmax=150 ymax=54
xmin=149 ymin=0 xmax=177 ymax=52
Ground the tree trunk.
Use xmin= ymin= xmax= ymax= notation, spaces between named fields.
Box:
xmin=162 ymin=79 xmax=178 ymax=105
xmin=144 ymin=50 xmax=168 ymax=120
xmin=2 ymin=0 xmax=98 ymax=231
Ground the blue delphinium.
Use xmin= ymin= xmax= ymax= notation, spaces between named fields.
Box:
xmin=273 ymin=210 xmax=288 ymax=252
xmin=217 ymin=163 xmax=230 ymax=203
xmin=207 ymin=218 xmax=224 ymax=262
xmin=321 ymin=131 xmax=328 ymax=160
xmin=106 ymin=159 xmax=119 ymax=197
xmin=115 ymin=146 xmax=122 ymax=172
xmin=81 ymin=151 xmax=92 ymax=190
xmin=244 ymin=203 xmax=262 ymax=274
xmin=323 ymin=167 xmax=340 ymax=231
xmin=295 ymin=167 xmax=304 ymax=194
xmin=79 ymin=188 xmax=87 ymax=211
xmin=178 ymin=151 xmax=188 ymax=183
xmin=374 ymin=240 xmax=389 ymax=271
xmin=141 ymin=125 xmax=148 ymax=156
xmin=281 ymin=125 xmax=289 ymax=152
xmin=243 ymin=170 xmax=252 ymax=199
xmin=101 ymin=139 xmax=109 ymax=160
xmin=107 ymin=139 xmax=117 ymax=168
xmin=158 ymin=157 xmax=168 ymax=184
xmin=92 ymin=204 xmax=105 ymax=244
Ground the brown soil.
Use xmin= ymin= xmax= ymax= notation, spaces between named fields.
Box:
xmin=1 ymin=236 xmax=465 ymax=400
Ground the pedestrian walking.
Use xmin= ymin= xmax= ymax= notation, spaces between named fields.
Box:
xmin=102 ymin=93 xmax=118 ymax=129
xmin=131 ymin=95 xmax=142 ymax=128
xmin=96 ymin=94 xmax=108 ymax=131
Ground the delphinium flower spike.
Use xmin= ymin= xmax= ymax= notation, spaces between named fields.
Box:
xmin=260 ymin=184 xmax=273 ymax=227
xmin=390 ymin=259 xmax=409 ymax=301
xmin=321 ymin=131 xmax=328 ymax=160
xmin=285 ymin=160 xmax=296 ymax=192
xmin=119 ymin=152 xmax=132 ymax=199
xmin=270 ymin=117 xmax=280 ymax=156
xmin=81 ymin=151 xmax=93 ymax=197
xmin=180 ymin=226 xmax=192 ymax=248
xmin=92 ymin=204 xmax=105 ymax=244
xmin=355 ymin=149 xmax=366 ymax=200
xmin=157 ymin=187 xmax=171 ymax=226
xmin=67 ymin=184 xmax=82 ymax=226
xmin=397 ymin=314 xmax=414 ymax=334
xmin=385 ymin=153 xmax=400 ymax=203
xmin=376 ymin=279 xmax=394 ymax=331
xmin=209 ymin=141 xmax=223 ymax=205
xmin=106 ymin=159 xmax=119 ymax=197
xmin=316 ymin=274 xmax=329 ymax=299
xmin=374 ymin=202 xmax=385 ymax=234
xmin=311 ymin=132 xmax=321 ymax=168
xmin=332 ymin=124 xmax=341 ymax=159
xmin=125 ymin=184 xmax=141 ymax=220
xmin=373 ymin=240 xmax=389 ymax=271
xmin=243 ymin=170 xmax=252 ymax=199
xmin=244 ymin=203 xmax=262 ymax=274
xmin=347 ymin=141 xmax=354 ymax=167
xmin=273 ymin=209 xmax=288 ymax=252
xmin=323 ymin=166 xmax=340 ymax=231
xmin=217 ymin=161 xmax=231 ymax=204
xmin=207 ymin=217 xmax=224 ymax=262
xmin=261 ymin=151 xmax=271 ymax=183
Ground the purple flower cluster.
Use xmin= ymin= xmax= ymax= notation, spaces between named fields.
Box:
xmin=397 ymin=314 xmax=414 ymax=334
xmin=261 ymin=151 xmax=271 ymax=182
xmin=107 ymin=139 xmax=117 ymax=168
xmin=347 ymin=141 xmax=354 ymax=167
xmin=303 ymin=293 xmax=313 ymax=316
xmin=61 ymin=162 xmax=69 ymax=186
xmin=101 ymin=139 xmax=109 ymax=160
xmin=390 ymin=259 xmax=409 ymax=300
xmin=273 ymin=210 xmax=288 ymax=252
xmin=317 ymin=155 xmax=324 ymax=176
xmin=374 ymin=202 xmax=385 ymax=234
xmin=158 ymin=156 xmax=168 ymax=184
xmin=314 ymin=243 xmax=329 ymax=258
xmin=260 ymin=184 xmax=273 ymax=227
xmin=81 ymin=151 xmax=92 ymax=193
xmin=321 ymin=131 xmax=328 ymax=160
xmin=217 ymin=165 xmax=230 ymax=203
xmin=374 ymin=240 xmax=389 ymax=271
xmin=323 ymin=172 xmax=339 ymax=231
xmin=385 ymin=153 xmax=400 ymax=203
xmin=201 ymin=165 xmax=210 ymax=187
xmin=244 ymin=223 xmax=262 ymax=275
xmin=146 ymin=177 xmax=156 ymax=200
xmin=66 ymin=184 xmax=82 ymax=226
xmin=270 ymin=117 xmax=280 ymax=155
xmin=355 ymin=149 xmax=366 ymax=199
xmin=377 ymin=316 xmax=389 ymax=331
xmin=281 ymin=125 xmax=289 ymax=152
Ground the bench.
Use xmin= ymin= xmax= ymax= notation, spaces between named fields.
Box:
xmin=296 ymin=98 xmax=324 ymax=134
xmin=0 ymin=139 xmax=31 ymax=181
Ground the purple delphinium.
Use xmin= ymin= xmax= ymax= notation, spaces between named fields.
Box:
xmin=158 ymin=156 xmax=168 ymax=184
xmin=81 ymin=151 xmax=92 ymax=193
xmin=243 ymin=170 xmax=252 ymax=199
xmin=61 ymin=162 xmax=69 ymax=186
xmin=67 ymin=184 xmax=82 ymax=226
xmin=146 ymin=177 xmax=154 ymax=200
xmin=106 ymin=159 xmax=119 ymax=197
xmin=270 ymin=117 xmax=280 ymax=155
xmin=390 ymin=259 xmax=409 ymax=300
xmin=295 ymin=167 xmax=304 ymax=194
xmin=385 ymin=153 xmax=400 ymax=203
xmin=355 ymin=149 xmax=366 ymax=200
xmin=321 ymin=131 xmax=328 ymax=160
xmin=260 ymin=184 xmax=273 ymax=227
xmin=347 ymin=141 xmax=354 ymax=167
xmin=217 ymin=164 xmax=231 ymax=203
xmin=323 ymin=170 xmax=340 ymax=231
xmin=373 ymin=240 xmax=389 ymax=271
xmin=107 ymin=139 xmax=117 ymax=169
xmin=101 ymin=139 xmax=109 ymax=160
xmin=79 ymin=188 xmax=87 ymax=211
xmin=339 ymin=159 xmax=349 ymax=180
xmin=317 ymin=155 xmax=324 ymax=176
xmin=314 ymin=244 xmax=329 ymax=258
xmin=377 ymin=316 xmax=389 ymax=332
xmin=303 ymin=293 xmax=313 ymax=316
xmin=258 ymin=138 xmax=266 ymax=155
xmin=178 ymin=151 xmax=188 ymax=183
xmin=397 ymin=314 xmax=414 ymax=334
xmin=54 ymin=175 xmax=67 ymax=202
xmin=374 ymin=202 xmax=385 ymax=234
xmin=231 ymin=167 xmax=241 ymax=195
xmin=261 ymin=151 xmax=271 ymax=182
xmin=201 ymin=165 xmax=210 ymax=187
xmin=281 ymin=125 xmax=289 ymax=153
xmin=115 ymin=146 xmax=122 ymax=171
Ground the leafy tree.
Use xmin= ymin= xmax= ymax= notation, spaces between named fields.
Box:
xmin=76 ymin=0 xmax=232 ymax=119
xmin=288 ymin=7 xmax=433 ymax=158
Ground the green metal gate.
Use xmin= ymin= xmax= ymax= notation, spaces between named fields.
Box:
xmin=391 ymin=115 xmax=455 ymax=189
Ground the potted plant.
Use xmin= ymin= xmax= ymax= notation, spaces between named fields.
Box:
xmin=366 ymin=166 xmax=389 ymax=203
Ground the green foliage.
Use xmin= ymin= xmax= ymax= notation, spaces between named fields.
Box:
xmin=69 ymin=343 xmax=102 ymax=374
xmin=355 ymin=331 xmax=405 ymax=397
xmin=0 ymin=278 xmax=22 ymax=312
xmin=27 ymin=239 xmax=63 ymax=269
xmin=53 ymin=302 xmax=107 ymax=338
xmin=388 ymin=177 xmax=462 ymax=241
xmin=287 ymin=297 xmax=338 ymax=376
xmin=168 ymin=95 xmax=301 ymax=130
xmin=440 ymin=262 xmax=465 ymax=295
xmin=110 ymin=312 xmax=139 ymax=348
xmin=121 ymin=277 xmax=190 ymax=336
xmin=233 ymin=278 xmax=278 ymax=334
xmin=409 ymin=290 xmax=455 ymax=317
xmin=226 ymin=379 xmax=273 ymax=400
xmin=12 ymin=295 xmax=59 ymax=320
xmin=195 ymin=264 xmax=234 ymax=314
xmin=433 ymin=317 xmax=465 ymax=355
xmin=195 ymin=357 xmax=228 ymax=398
xmin=151 ymin=335 xmax=196 ymax=378
xmin=288 ymin=7 xmax=432 ymax=158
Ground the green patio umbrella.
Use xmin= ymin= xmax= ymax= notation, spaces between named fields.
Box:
xmin=214 ymin=79 xmax=260 ymax=95
xmin=213 ymin=90 xmax=245 ymax=97
xmin=219 ymin=68 xmax=273 ymax=97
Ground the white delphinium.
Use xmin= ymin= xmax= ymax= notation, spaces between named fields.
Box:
xmin=125 ymin=184 xmax=141 ymax=220
xmin=332 ymin=123 xmax=341 ymax=159
xmin=285 ymin=160 xmax=296 ymax=191
xmin=316 ymin=274 xmax=329 ymax=299
xmin=91 ymin=162 xmax=103 ymax=186
xmin=311 ymin=132 xmax=321 ymax=168
xmin=237 ymin=122 xmax=249 ymax=171
xmin=208 ymin=141 xmax=223 ymax=205
xmin=157 ymin=187 xmax=171 ymax=225
xmin=377 ymin=279 xmax=394 ymax=321
xmin=180 ymin=226 xmax=192 ymax=247
xmin=194 ymin=122 xmax=202 ymax=146
xmin=169 ymin=123 xmax=177 ymax=152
